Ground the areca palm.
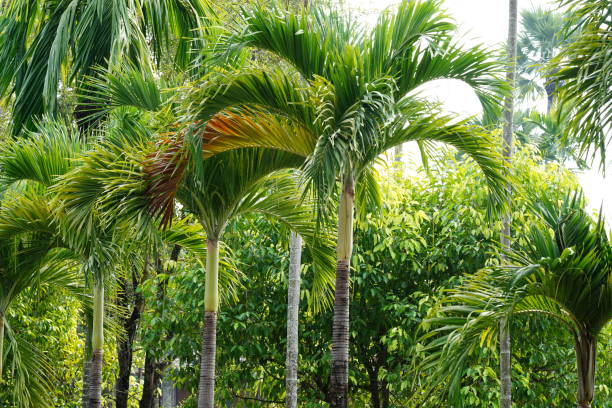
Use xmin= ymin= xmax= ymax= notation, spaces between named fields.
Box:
xmin=0 ymin=0 xmax=204 ymax=134
xmin=55 ymin=126 xmax=335 ymax=407
xmin=0 ymin=129 xmax=83 ymax=406
xmin=422 ymin=191 xmax=612 ymax=408
xmin=0 ymin=118 xmax=225 ymax=408
xmin=182 ymin=1 xmax=506 ymax=405
xmin=0 ymin=120 xmax=119 ymax=408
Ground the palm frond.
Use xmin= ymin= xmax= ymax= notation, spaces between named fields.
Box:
xmin=551 ymin=0 xmax=611 ymax=167
xmin=385 ymin=97 xmax=507 ymax=211
xmin=0 ymin=119 xmax=83 ymax=188
xmin=421 ymin=189 xmax=612 ymax=404
xmin=3 ymin=323 xmax=54 ymax=408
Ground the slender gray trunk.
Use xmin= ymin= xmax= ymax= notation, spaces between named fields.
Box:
xmin=500 ymin=1 xmax=517 ymax=407
xmin=499 ymin=317 xmax=512 ymax=408
xmin=394 ymin=144 xmax=402 ymax=163
xmin=575 ymin=332 xmax=596 ymax=408
xmin=286 ymin=232 xmax=302 ymax=408
xmin=88 ymin=282 xmax=104 ymax=408
xmin=329 ymin=176 xmax=354 ymax=408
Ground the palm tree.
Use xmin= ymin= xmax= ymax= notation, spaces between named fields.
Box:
xmin=521 ymin=104 xmax=584 ymax=166
xmin=422 ymin=191 xmax=611 ymax=408
xmin=551 ymin=0 xmax=611 ymax=166
xmin=0 ymin=120 xmax=116 ymax=408
xmin=0 ymin=126 xmax=83 ymax=407
xmin=516 ymin=7 xmax=575 ymax=109
xmin=0 ymin=0 xmax=204 ymax=134
xmin=500 ymin=0 xmax=518 ymax=406
xmin=56 ymin=125 xmax=335 ymax=407
xmin=183 ymin=1 xmax=507 ymax=405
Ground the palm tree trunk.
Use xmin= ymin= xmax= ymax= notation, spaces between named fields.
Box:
xmin=81 ymin=311 xmax=93 ymax=408
xmin=0 ymin=311 xmax=5 ymax=378
xmin=499 ymin=317 xmax=512 ymax=408
xmin=88 ymin=281 xmax=104 ymax=408
xmin=329 ymin=175 xmax=355 ymax=408
xmin=575 ymin=332 xmax=597 ymax=408
xmin=286 ymin=231 xmax=302 ymax=408
xmin=198 ymin=239 xmax=219 ymax=408
xmin=82 ymin=329 xmax=91 ymax=408
xmin=500 ymin=1 xmax=517 ymax=407
xmin=394 ymin=144 xmax=402 ymax=163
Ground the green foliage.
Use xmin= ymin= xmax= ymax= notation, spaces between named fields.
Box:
xmin=131 ymin=147 xmax=595 ymax=407
xmin=422 ymin=179 xmax=611 ymax=406
xmin=0 ymin=0 xmax=205 ymax=134
xmin=551 ymin=0 xmax=612 ymax=166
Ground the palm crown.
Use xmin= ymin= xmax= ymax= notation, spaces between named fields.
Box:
xmin=188 ymin=1 xmax=507 ymax=201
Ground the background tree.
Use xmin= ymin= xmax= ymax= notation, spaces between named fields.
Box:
xmin=516 ymin=7 xmax=575 ymax=109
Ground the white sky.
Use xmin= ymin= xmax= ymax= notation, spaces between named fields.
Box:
xmin=348 ymin=0 xmax=611 ymax=220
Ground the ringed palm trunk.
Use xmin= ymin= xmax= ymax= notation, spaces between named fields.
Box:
xmin=575 ymin=332 xmax=597 ymax=408
xmin=500 ymin=0 xmax=517 ymax=407
xmin=198 ymin=239 xmax=219 ymax=408
xmin=82 ymin=320 xmax=92 ymax=408
xmin=88 ymin=281 xmax=104 ymax=408
xmin=329 ymin=175 xmax=355 ymax=408
xmin=286 ymin=231 xmax=302 ymax=408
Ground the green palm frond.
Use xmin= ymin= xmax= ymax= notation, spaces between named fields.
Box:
xmin=0 ymin=0 xmax=204 ymax=135
xmin=355 ymin=165 xmax=382 ymax=222
xmin=421 ymin=189 xmax=612 ymax=405
xmin=80 ymin=64 xmax=165 ymax=124
xmin=230 ymin=171 xmax=336 ymax=310
xmin=365 ymin=0 xmax=454 ymax=80
xmin=0 ymin=119 xmax=83 ymax=188
xmin=551 ymin=0 xmax=611 ymax=167
xmin=383 ymin=97 xmax=507 ymax=209
xmin=214 ymin=3 xmax=329 ymax=78
xmin=175 ymin=147 xmax=304 ymax=235
xmin=185 ymin=67 xmax=317 ymax=132
xmin=55 ymin=132 xmax=154 ymax=246
xmin=0 ymin=188 xmax=57 ymax=241
xmin=3 ymin=323 xmax=54 ymax=408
